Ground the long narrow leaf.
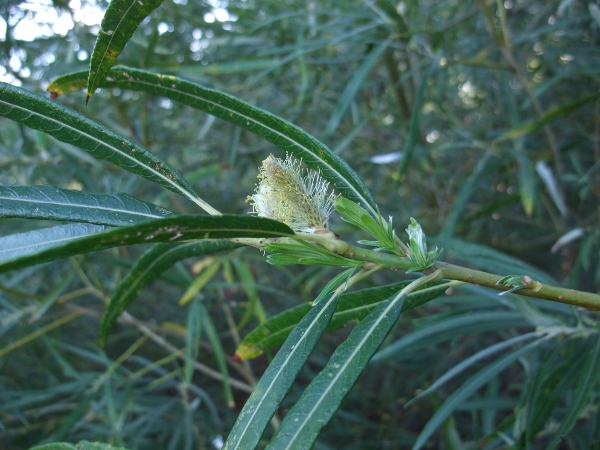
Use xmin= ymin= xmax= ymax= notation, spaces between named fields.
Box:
xmin=0 ymin=185 xmax=176 ymax=226
xmin=179 ymin=260 xmax=221 ymax=306
xmin=47 ymin=67 xmax=377 ymax=214
xmin=0 ymin=214 xmax=293 ymax=273
xmin=522 ymin=338 xmax=585 ymax=444
xmin=406 ymin=332 xmax=539 ymax=406
xmin=0 ymin=82 xmax=210 ymax=212
xmin=398 ymin=57 xmax=438 ymax=176
xmin=201 ymin=302 xmax=235 ymax=408
xmin=546 ymin=334 xmax=600 ymax=449
xmin=101 ymin=240 xmax=239 ymax=344
xmin=371 ymin=311 xmax=530 ymax=362
xmin=0 ymin=223 xmax=108 ymax=266
xmin=224 ymin=291 xmax=341 ymax=450
xmin=235 ymin=280 xmax=449 ymax=360
xmin=232 ymin=259 xmax=269 ymax=329
xmin=265 ymin=292 xmax=408 ymax=449
xmin=29 ymin=441 xmax=129 ymax=450
xmin=322 ymin=38 xmax=391 ymax=138
xmin=495 ymin=91 xmax=600 ymax=143
xmin=87 ymin=0 xmax=165 ymax=101
xmin=412 ymin=337 xmax=547 ymax=450
xmin=184 ymin=298 xmax=203 ymax=385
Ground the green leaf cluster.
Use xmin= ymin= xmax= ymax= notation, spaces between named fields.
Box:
xmin=265 ymin=239 xmax=360 ymax=267
xmin=334 ymin=197 xmax=403 ymax=253
xmin=404 ymin=218 xmax=443 ymax=272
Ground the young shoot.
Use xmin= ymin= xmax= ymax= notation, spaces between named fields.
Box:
xmin=404 ymin=218 xmax=443 ymax=272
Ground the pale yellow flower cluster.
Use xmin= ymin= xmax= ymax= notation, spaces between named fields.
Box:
xmin=248 ymin=154 xmax=335 ymax=233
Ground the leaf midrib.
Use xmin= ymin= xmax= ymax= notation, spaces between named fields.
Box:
xmin=118 ymin=75 xmax=377 ymax=216
xmin=0 ymin=195 xmax=164 ymax=220
xmin=88 ymin=0 xmax=139 ymax=93
xmin=0 ymin=226 xmax=105 ymax=256
xmin=280 ymin=291 xmax=404 ymax=449
xmin=0 ymin=93 xmax=197 ymax=205
xmin=229 ymin=292 xmax=339 ymax=449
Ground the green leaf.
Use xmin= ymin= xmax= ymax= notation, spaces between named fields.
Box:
xmin=173 ymin=59 xmax=281 ymax=76
xmin=224 ymin=291 xmax=341 ymax=450
xmin=334 ymin=197 xmax=397 ymax=251
xmin=536 ymin=161 xmax=567 ymax=217
xmin=398 ymin=56 xmax=438 ymax=177
xmin=87 ymin=0 xmax=165 ymax=101
xmin=201 ymin=301 xmax=234 ymax=408
xmin=412 ymin=338 xmax=547 ymax=450
xmin=438 ymin=152 xmax=493 ymax=239
xmin=47 ymin=70 xmax=92 ymax=97
xmin=31 ymin=273 xmax=74 ymax=321
xmin=101 ymin=240 xmax=240 ymax=344
xmin=184 ymin=297 xmax=203 ymax=385
xmin=0 ymin=223 xmax=108 ymax=266
xmin=546 ymin=334 xmax=600 ymax=450
xmin=28 ymin=441 xmax=130 ymax=450
xmin=232 ymin=259 xmax=266 ymax=329
xmin=514 ymin=149 xmax=535 ymax=216
xmin=47 ymin=67 xmax=377 ymax=215
xmin=312 ymin=266 xmax=359 ymax=305
xmin=0 ymin=82 xmax=209 ymax=212
xmin=371 ymin=311 xmax=531 ymax=362
xmin=0 ymin=185 xmax=176 ymax=226
xmin=322 ymin=38 xmax=391 ymax=138
xmin=235 ymin=281 xmax=448 ymax=361
xmin=520 ymin=338 xmax=584 ymax=444
xmin=0 ymin=214 xmax=293 ymax=274
xmin=495 ymin=91 xmax=600 ymax=143
xmin=266 ymin=239 xmax=360 ymax=267
xmin=404 ymin=217 xmax=442 ymax=272
xmin=265 ymin=291 xmax=408 ymax=449
xmin=407 ymin=332 xmax=540 ymax=406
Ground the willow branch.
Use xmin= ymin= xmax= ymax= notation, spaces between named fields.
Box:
xmin=338 ymin=244 xmax=600 ymax=310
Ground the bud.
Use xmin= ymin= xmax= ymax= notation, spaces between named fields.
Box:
xmin=404 ymin=218 xmax=443 ymax=272
xmin=248 ymin=154 xmax=335 ymax=233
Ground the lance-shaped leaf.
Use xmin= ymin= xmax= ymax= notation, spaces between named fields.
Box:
xmin=265 ymin=291 xmax=409 ymax=449
xmin=47 ymin=67 xmax=377 ymax=215
xmin=495 ymin=91 xmax=600 ymax=143
xmin=0 ymin=185 xmax=176 ymax=226
xmin=224 ymin=292 xmax=341 ymax=450
xmin=87 ymin=0 xmax=165 ymax=101
xmin=371 ymin=311 xmax=531 ymax=362
xmin=406 ymin=331 xmax=540 ymax=406
xmin=235 ymin=280 xmax=449 ymax=360
xmin=322 ymin=38 xmax=391 ymax=139
xmin=0 ymin=214 xmax=294 ymax=273
xmin=101 ymin=240 xmax=240 ymax=344
xmin=412 ymin=338 xmax=547 ymax=450
xmin=29 ymin=440 xmax=129 ymax=450
xmin=184 ymin=298 xmax=203 ymax=385
xmin=398 ymin=57 xmax=438 ymax=177
xmin=546 ymin=334 xmax=600 ymax=450
xmin=0 ymin=82 xmax=215 ymax=213
xmin=0 ymin=223 xmax=109 ymax=268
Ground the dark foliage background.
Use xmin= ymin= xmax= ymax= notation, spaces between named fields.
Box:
xmin=1 ymin=0 xmax=599 ymax=448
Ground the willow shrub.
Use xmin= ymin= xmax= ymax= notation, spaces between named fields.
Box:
xmin=1 ymin=1 xmax=600 ymax=449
